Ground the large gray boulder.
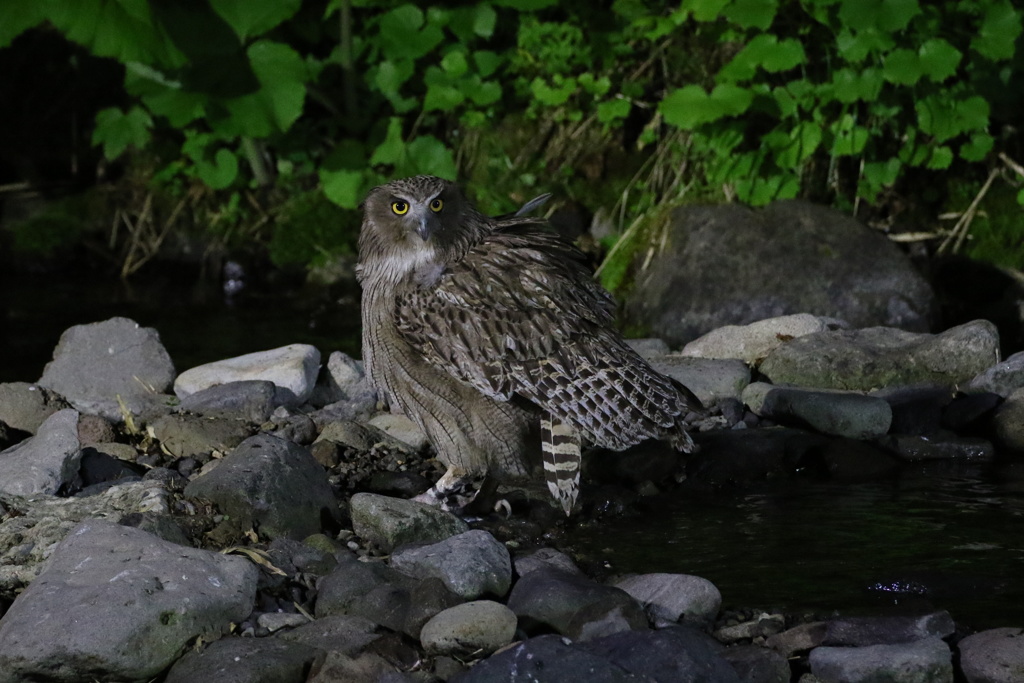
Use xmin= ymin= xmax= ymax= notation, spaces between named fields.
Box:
xmin=0 ymin=408 xmax=80 ymax=496
xmin=621 ymin=201 xmax=934 ymax=346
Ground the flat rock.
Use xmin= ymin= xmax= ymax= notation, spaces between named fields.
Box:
xmin=878 ymin=434 xmax=995 ymax=462
xmin=419 ymin=600 xmax=518 ymax=656
xmin=178 ymin=380 xmax=279 ymax=422
xmin=184 ymin=434 xmax=338 ymax=540
xmin=164 ymin=636 xmax=319 ymax=683
xmin=615 ymin=573 xmax=722 ymax=626
xmin=993 ymin=387 xmax=1024 ymax=452
xmin=367 ymin=413 xmax=428 ymax=450
xmin=742 ymin=383 xmax=892 ymax=439
xmin=390 ymin=529 xmax=511 ymax=599
xmin=0 ymin=382 xmax=70 ymax=434
xmin=713 ymin=612 xmax=786 ymax=644
xmin=957 ymin=627 xmax=1024 ymax=683
xmin=513 ymin=547 xmax=584 ymax=577
xmin=0 ymin=520 xmax=258 ymax=683
xmin=966 ymin=350 xmax=1024 ymax=397
xmin=680 ymin=314 xmax=848 ymax=364
xmin=0 ymin=408 xmax=81 ymax=496
xmin=149 ymin=413 xmax=253 ymax=460
xmin=349 ymin=492 xmax=468 ymax=553
xmin=316 ymin=420 xmax=409 ymax=453
xmin=809 ymin=637 xmax=952 ymax=683
xmin=38 ymin=317 xmax=176 ymax=421
xmin=624 ymin=338 xmax=671 ymax=358
xmin=822 ymin=611 xmax=955 ymax=647
xmin=766 ymin=621 xmax=828 ymax=657
xmin=174 ymin=344 xmax=321 ymax=407
xmin=759 ymin=320 xmax=999 ymax=391
xmin=276 ymin=614 xmax=382 ymax=655
xmin=648 ymin=356 xmax=751 ymax=405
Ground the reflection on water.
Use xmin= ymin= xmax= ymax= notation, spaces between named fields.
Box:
xmin=568 ymin=464 xmax=1024 ymax=630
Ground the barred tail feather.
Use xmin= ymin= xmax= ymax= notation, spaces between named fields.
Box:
xmin=540 ymin=413 xmax=581 ymax=516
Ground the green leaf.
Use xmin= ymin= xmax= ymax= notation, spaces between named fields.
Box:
xmin=370 ymin=118 xmax=405 ymax=166
xmin=836 ymin=27 xmax=894 ymax=61
xmin=918 ymin=38 xmax=961 ymax=82
xmin=722 ymin=0 xmax=778 ymax=29
xmin=774 ymin=121 xmax=822 ymax=168
xmin=471 ymin=3 xmax=497 ymax=38
xmin=219 ymin=40 xmax=308 ymax=138
xmin=441 ymin=50 xmax=469 ymax=77
xmin=832 ymin=68 xmax=883 ymax=103
xmin=972 ymin=0 xmax=1021 ymax=61
xmin=831 ymin=114 xmax=869 ymax=155
xmin=403 ymin=135 xmax=456 ymax=179
xmin=91 ymin=106 xmax=153 ymax=159
xmin=839 ymin=0 xmax=920 ymax=32
xmin=718 ymin=34 xmax=806 ymax=83
xmin=473 ymin=50 xmax=501 ymax=78
xmin=882 ymin=48 xmax=921 ymax=85
xmin=597 ymin=98 xmax=631 ymax=123
xmin=530 ymin=76 xmax=576 ymax=106
xmin=374 ymin=59 xmax=415 ymax=97
xmin=467 ymin=80 xmax=502 ymax=106
xmin=1017 ymin=188 xmax=1024 ymax=207
xmin=925 ymin=145 xmax=953 ymax=169
xmin=681 ymin=0 xmax=729 ymax=21
xmin=0 ymin=3 xmax=47 ymax=48
xmin=660 ymin=85 xmax=711 ymax=129
xmin=425 ymin=81 xmax=466 ymax=111
xmin=960 ymin=132 xmax=994 ymax=162
xmin=710 ymin=84 xmax=754 ymax=116
xmin=321 ymin=168 xmax=365 ymax=208
xmin=862 ymin=158 xmax=901 ymax=189
xmin=955 ymin=95 xmax=990 ymax=132
xmin=492 ymin=0 xmax=557 ymax=8
xmin=196 ymin=148 xmax=239 ymax=189
xmin=210 ymin=0 xmax=301 ymax=41
xmin=45 ymin=0 xmax=184 ymax=67
xmin=378 ymin=4 xmax=443 ymax=61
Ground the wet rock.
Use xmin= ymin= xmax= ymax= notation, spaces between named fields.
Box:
xmin=714 ymin=612 xmax=786 ymax=643
xmin=943 ymin=392 xmax=1002 ymax=431
xmin=367 ymin=413 xmax=428 ymax=450
xmin=0 ymin=408 xmax=81 ymax=496
xmin=317 ymin=420 xmax=409 ymax=453
xmin=307 ymin=651 xmax=410 ymax=683
xmin=584 ymin=440 xmax=682 ymax=488
xmin=184 ymin=434 xmax=338 ymax=540
xmin=178 ymin=379 xmax=279 ymax=422
xmin=966 ymin=350 xmax=1024 ymax=397
xmin=625 ymin=338 xmax=670 ymax=358
xmin=615 ymin=573 xmax=722 ymax=626
xmin=0 ymin=520 xmax=258 ymax=683
xmin=507 ymin=567 xmax=646 ymax=639
xmin=743 ymin=383 xmax=892 ymax=439
xmin=759 ymin=320 xmax=999 ymax=391
xmin=513 ymin=547 xmax=584 ymax=577
xmin=77 ymin=412 xmax=116 ymax=444
xmin=992 ymin=387 xmax=1024 ymax=452
xmin=621 ymin=200 xmax=933 ymax=346
xmin=420 ymin=600 xmax=518 ymax=656
xmin=809 ymin=637 xmax=952 ymax=682
xmin=766 ymin=621 xmax=828 ymax=657
xmin=721 ymin=644 xmax=790 ymax=683
xmin=276 ymin=614 xmax=382 ymax=654
xmin=349 ymin=493 xmax=468 ymax=553
xmin=648 ymin=356 xmax=752 ymax=405
xmin=870 ymin=384 xmax=952 ymax=435
xmin=174 ymin=344 xmax=321 ymax=408
xmin=680 ymin=313 xmax=849 ymax=364
xmin=878 ymin=434 xmax=995 ymax=462
xmin=38 ymin=317 xmax=176 ymax=421
xmin=687 ymin=428 xmax=825 ymax=485
xmin=149 ymin=413 xmax=253 ymax=460
xmin=77 ymin=447 xmax=145 ymax=489
xmin=164 ymin=636 xmax=319 ymax=683
xmin=957 ymin=627 xmax=1024 ymax=683
xmin=308 ymin=351 xmax=375 ymax=412
xmin=802 ymin=438 xmax=900 ymax=482
xmin=0 ymin=480 xmax=169 ymax=592
xmin=390 ymin=529 xmax=511 ymax=599
xmin=0 ymin=382 xmax=69 ymax=434
xmin=822 ymin=611 xmax=955 ymax=647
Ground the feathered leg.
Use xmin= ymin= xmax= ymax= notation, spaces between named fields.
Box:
xmin=540 ymin=412 xmax=581 ymax=516
xmin=413 ymin=468 xmax=485 ymax=512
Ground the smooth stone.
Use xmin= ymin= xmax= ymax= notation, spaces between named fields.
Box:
xmin=742 ymin=382 xmax=892 ymax=439
xmin=37 ymin=317 xmax=176 ymax=421
xmin=615 ymin=573 xmax=722 ymax=626
xmin=966 ymin=350 xmax=1024 ymax=397
xmin=390 ymin=529 xmax=511 ymax=599
xmin=148 ymin=413 xmax=253 ymax=460
xmin=878 ymin=434 xmax=995 ymax=462
xmin=0 ymin=520 xmax=258 ymax=683
xmin=276 ymin=614 xmax=381 ymax=655
xmin=760 ymin=320 xmax=1000 ymax=391
xmin=648 ymin=356 xmax=752 ymax=405
xmin=872 ymin=384 xmax=953 ymax=435
xmin=164 ymin=636 xmax=319 ymax=683
xmin=766 ymin=622 xmax=828 ymax=657
xmin=174 ymin=344 xmax=321 ymax=407
xmin=0 ymin=408 xmax=81 ymax=496
xmin=178 ymin=379 xmax=279 ymax=422
xmin=367 ymin=413 xmax=428 ymax=450
xmin=720 ymin=644 xmax=791 ymax=683
xmin=714 ymin=612 xmax=786 ymax=643
xmin=958 ymin=627 xmax=1024 ymax=683
xmin=420 ymin=600 xmax=518 ymax=656
xmin=0 ymin=382 xmax=69 ymax=434
xmin=513 ymin=547 xmax=584 ymax=577
xmin=809 ymin=637 xmax=952 ymax=683
xmin=680 ymin=313 xmax=848 ymax=364
xmin=184 ymin=434 xmax=338 ymax=540
xmin=992 ymin=387 xmax=1024 ymax=452
xmin=822 ymin=611 xmax=955 ymax=647
xmin=349 ymin=492 xmax=468 ymax=553
xmin=625 ymin=337 xmax=671 ymax=358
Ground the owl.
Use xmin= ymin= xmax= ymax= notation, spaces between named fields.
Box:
xmin=356 ymin=175 xmax=700 ymax=515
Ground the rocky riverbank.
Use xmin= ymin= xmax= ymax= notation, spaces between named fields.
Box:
xmin=1 ymin=314 xmax=1023 ymax=682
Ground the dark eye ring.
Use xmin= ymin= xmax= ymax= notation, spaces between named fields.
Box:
xmin=430 ymin=199 xmax=444 ymax=213
xmin=392 ymin=201 xmax=409 ymax=215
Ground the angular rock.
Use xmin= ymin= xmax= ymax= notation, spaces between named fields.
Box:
xmin=809 ymin=637 xmax=952 ymax=683
xmin=822 ymin=611 xmax=955 ymax=647
xmin=184 ymin=434 xmax=338 ymax=540
xmin=38 ymin=317 xmax=176 ymax=421
xmin=957 ymin=627 xmax=1024 ymax=683
xmin=0 ymin=382 xmax=69 ymax=434
xmin=993 ymin=387 xmax=1024 ymax=452
xmin=0 ymin=520 xmax=258 ymax=683
xmin=349 ymin=493 xmax=468 ymax=553
xmin=174 ymin=344 xmax=321 ymax=408
xmin=615 ymin=573 xmax=722 ymax=626
xmin=257 ymin=612 xmax=310 ymax=632
xmin=759 ymin=320 xmax=999 ymax=391
xmin=714 ymin=612 xmax=786 ymax=644
xmin=77 ymin=413 xmax=116 ymax=445
xmin=0 ymin=408 xmax=81 ymax=496
xmin=164 ymin=636 xmax=319 ymax=683
xmin=390 ymin=529 xmax=511 ymax=599
xmin=149 ymin=413 xmax=253 ymax=460
xmin=276 ymin=614 xmax=382 ymax=655
xmin=367 ymin=413 xmax=428 ymax=450
xmin=873 ymin=384 xmax=953 ymax=435
xmin=742 ymin=383 xmax=892 ymax=439
xmin=966 ymin=350 xmax=1024 ymax=397
xmin=625 ymin=338 xmax=671 ymax=358
xmin=308 ymin=351 xmax=374 ymax=411
xmin=317 ymin=420 xmax=409 ymax=453
xmin=680 ymin=313 xmax=848 ymax=364
xmin=178 ymin=380 xmax=279 ymax=422
xmin=720 ymin=644 xmax=790 ymax=683
xmin=419 ymin=600 xmax=518 ymax=656
xmin=513 ymin=547 xmax=584 ymax=577
xmin=766 ymin=621 xmax=828 ymax=657
xmin=621 ymin=200 xmax=934 ymax=346
xmin=648 ymin=356 xmax=752 ymax=405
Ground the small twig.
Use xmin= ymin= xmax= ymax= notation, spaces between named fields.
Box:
xmin=999 ymin=152 xmax=1024 ymax=180
xmin=937 ymin=167 xmax=999 ymax=255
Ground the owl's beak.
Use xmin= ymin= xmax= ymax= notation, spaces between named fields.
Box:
xmin=416 ymin=212 xmax=439 ymax=242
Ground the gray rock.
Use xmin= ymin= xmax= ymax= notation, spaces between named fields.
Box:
xmin=624 ymin=338 xmax=671 ymax=358
xmin=276 ymin=614 xmax=381 ymax=654
xmin=993 ymin=387 xmax=1024 ymax=452
xmin=766 ymin=622 xmax=827 ymax=657
xmin=0 ymin=408 xmax=81 ymax=496
xmin=38 ymin=317 xmax=176 ymax=421
xmin=513 ymin=547 xmax=584 ymax=577
xmin=878 ymin=434 xmax=995 ymax=462
xmin=77 ymin=413 xmax=116 ymax=444
xmin=0 ymin=520 xmax=258 ymax=683
xmin=391 ymin=529 xmax=511 ymax=599
xmin=648 ymin=356 xmax=752 ymax=405
xmin=957 ymin=627 xmax=1024 ymax=683
xmin=742 ymin=383 xmax=892 ymax=439
xmin=257 ymin=612 xmax=310 ymax=632
xmin=966 ymin=351 xmax=1024 ymax=397
xmin=149 ymin=412 xmax=253 ymax=460
xmin=174 ymin=344 xmax=321 ymax=407
xmin=307 ymin=651 xmax=409 ymax=683
xmin=368 ymin=413 xmax=428 ymax=450
xmin=759 ymin=320 xmax=999 ymax=391
xmin=349 ymin=492 xmax=468 ymax=553
xmin=164 ymin=636 xmax=319 ymax=683
xmin=615 ymin=573 xmax=722 ymax=626
xmin=721 ymin=644 xmax=790 ymax=683
xmin=184 ymin=434 xmax=338 ymax=540
xmin=317 ymin=420 xmax=410 ymax=453
xmin=680 ymin=314 xmax=849 ymax=364
xmin=0 ymin=382 xmax=69 ymax=434
xmin=809 ymin=637 xmax=952 ymax=683
xmin=420 ymin=600 xmax=518 ymax=656
xmin=621 ymin=201 xmax=933 ymax=346
xmin=309 ymin=351 xmax=374 ymax=410
xmin=0 ymin=480 xmax=169 ymax=593
xmin=178 ymin=380 xmax=280 ymax=422
xmin=823 ymin=611 xmax=955 ymax=647
xmin=714 ymin=612 xmax=786 ymax=644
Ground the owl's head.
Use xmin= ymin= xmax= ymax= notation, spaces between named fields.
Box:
xmin=358 ymin=175 xmax=485 ymax=284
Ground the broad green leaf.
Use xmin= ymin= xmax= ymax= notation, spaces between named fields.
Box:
xmin=839 ymin=0 xmax=919 ymax=32
xmin=1017 ymin=188 xmax=1024 ymax=207
xmin=882 ymin=48 xmax=921 ymax=85
xmin=955 ymin=96 xmax=990 ymax=131
xmin=862 ymin=158 xmax=901 ymax=189
xmin=404 ymin=135 xmax=456 ymax=179
xmin=578 ymin=73 xmax=611 ymax=96
xmin=831 ymin=114 xmax=869 ymax=155
xmin=925 ymin=145 xmax=953 ymax=169
xmin=709 ymin=84 xmax=754 ymax=116
xmin=92 ymin=106 xmax=153 ymax=159
xmin=210 ymin=0 xmax=302 ymax=41
xmin=972 ymin=0 xmax=1021 ymax=61
xmin=473 ymin=50 xmax=502 ymax=78
xmin=374 ymin=59 xmax=415 ymax=96
xmin=915 ymin=95 xmax=957 ymax=140
xmin=196 ymin=148 xmax=239 ymax=189
xmin=832 ymin=68 xmax=883 ymax=103
xmin=681 ymin=0 xmax=729 ymax=21
xmin=722 ymin=0 xmax=778 ymax=29
xmin=660 ymin=85 xmax=711 ymax=129
xmin=45 ymin=0 xmax=184 ymax=67
xmin=492 ymin=0 xmax=557 ymax=9
xmin=379 ymin=4 xmax=443 ymax=61
xmin=836 ymin=27 xmax=894 ymax=61
xmin=370 ymin=118 xmax=405 ymax=166
xmin=321 ymin=168 xmax=365 ymax=208
xmin=918 ymin=38 xmax=961 ymax=82
xmin=960 ymin=132 xmax=994 ymax=162
xmin=467 ymin=79 xmax=502 ymax=106
xmin=597 ymin=98 xmax=632 ymax=123
xmin=774 ymin=121 xmax=822 ymax=168
xmin=0 ymin=3 xmax=47 ymax=47
xmin=220 ymin=40 xmax=308 ymax=138
xmin=718 ymin=35 xmax=806 ymax=83
xmin=530 ymin=76 xmax=576 ymax=106
xmin=441 ymin=50 xmax=469 ymax=77
xmin=425 ymin=82 xmax=466 ymax=111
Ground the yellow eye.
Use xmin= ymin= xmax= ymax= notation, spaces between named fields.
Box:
xmin=429 ymin=198 xmax=444 ymax=213
xmin=392 ymin=201 xmax=409 ymax=215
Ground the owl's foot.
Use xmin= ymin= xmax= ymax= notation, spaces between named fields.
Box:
xmin=413 ymin=469 xmax=485 ymax=513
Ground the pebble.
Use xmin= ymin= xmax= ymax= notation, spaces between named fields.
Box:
xmin=419 ymin=600 xmax=517 ymax=655
xmin=615 ymin=572 xmax=722 ymax=626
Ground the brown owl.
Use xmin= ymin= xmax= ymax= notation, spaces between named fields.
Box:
xmin=357 ymin=175 xmax=700 ymax=515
